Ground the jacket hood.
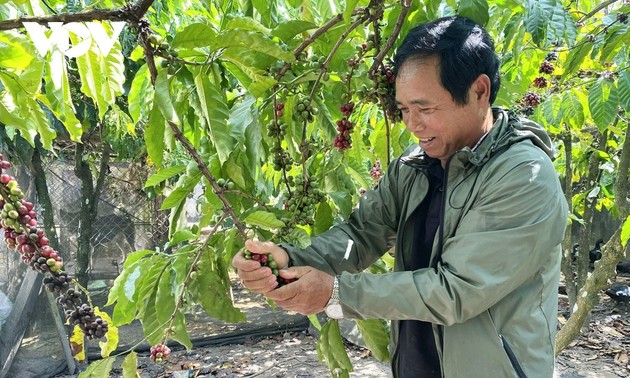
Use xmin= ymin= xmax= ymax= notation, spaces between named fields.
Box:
xmin=401 ymin=107 xmax=555 ymax=168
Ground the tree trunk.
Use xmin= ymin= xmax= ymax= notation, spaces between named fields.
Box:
xmin=31 ymin=145 xmax=61 ymax=251
xmin=556 ymin=229 xmax=626 ymax=353
xmin=560 ymin=133 xmax=577 ymax=306
xmin=74 ymin=139 xmax=111 ymax=289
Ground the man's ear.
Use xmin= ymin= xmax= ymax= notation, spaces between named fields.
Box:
xmin=472 ymin=74 xmax=491 ymax=103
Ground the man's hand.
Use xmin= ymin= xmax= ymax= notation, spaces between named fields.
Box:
xmin=265 ymin=267 xmax=335 ymax=315
xmin=232 ymin=240 xmax=290 ymax=294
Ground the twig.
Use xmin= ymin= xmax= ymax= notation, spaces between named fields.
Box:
xmin=577 ymin=0 xmax=622 ymax=24
xmin=275 ymin=8 xmax=367 ymax=81
xmin=369 ymin=0 xmax=411 ymax=77
xmin=0 ymin=0 xmax=155 ymax=30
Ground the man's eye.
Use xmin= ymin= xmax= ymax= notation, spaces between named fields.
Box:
xmin=398 ymin=108 xmax=409 ymax=113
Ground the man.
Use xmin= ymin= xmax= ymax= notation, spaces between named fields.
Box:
xmin=233 ymin=16 xmax=568 ymax=378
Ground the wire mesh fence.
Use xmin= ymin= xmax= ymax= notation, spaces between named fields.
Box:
xmin=0 ymin=158 xmax=169 ymax=294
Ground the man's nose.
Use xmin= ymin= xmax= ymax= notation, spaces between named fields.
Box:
xmin=405 ymin=112 xmax=423 ymax=132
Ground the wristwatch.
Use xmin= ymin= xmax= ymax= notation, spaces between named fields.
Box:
xmin=325 ymin=275 xmax=343 ymax=319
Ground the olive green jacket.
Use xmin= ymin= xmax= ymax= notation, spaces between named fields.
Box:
xmin=284 ymin=108 xmax=568 ymax=378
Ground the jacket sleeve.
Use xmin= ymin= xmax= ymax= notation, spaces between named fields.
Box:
xmin=339 ymin=143 xmax=568 ymax=324
xmin=281 ymin=158 xmax=404 ymax=275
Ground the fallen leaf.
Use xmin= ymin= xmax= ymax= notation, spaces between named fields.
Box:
xmin=615 ymin=352 xmax=629 ymax=365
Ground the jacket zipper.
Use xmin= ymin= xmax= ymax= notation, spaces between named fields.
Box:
xmin=499 ymin=334 xmax=527 ymax=378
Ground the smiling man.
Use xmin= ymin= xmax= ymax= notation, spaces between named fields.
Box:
xmin=233 ymin=16 xmax=568 ymax=378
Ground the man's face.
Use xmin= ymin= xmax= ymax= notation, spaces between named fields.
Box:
xmin=395 ymin=56 xmax=491 ymax=166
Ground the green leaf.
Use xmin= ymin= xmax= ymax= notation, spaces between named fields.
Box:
xmin=141 ymin=290 xmax=163 ymax=345
xmin=72 ymin=31 xmax=124 ymax=120
xmin=599 ymin=24 xmax=629 ymax=64
xmin=172 ymin=23 xmax=217 ymax=49
xmin=271 ymin=20 xmax=317 ymax=42
xmin=170 ymin=310 xmax=193 ymax=349
xmin=308 ymin=314 xmax=322 ymax=331
xmin=221 ymin=53 xmax=277 ymax=98
xmin=229 ymin=95 xmax=264 ymax=172
xmin=345 ymin=159 xmax=370 ymax=190
xmin=154 ymin=70 xmax=180 ymax=126
xmin=145 ymin=165 xmax=186 ymax=187
xmin=619 ymin=71 xmax=630 ymax=112
xmin=146 ymin=100 xmax=166 ymax=169
xmin=561 ymin=90 xmax=584 ymax=129
xmin=458 ymin=0 xmax=489 ymax=26
xmin=621 ymin=215 xmax=630 ymax=248
xmin=168 ymin=229 xmax=198 ymax=247
xmin=0 ymin=31 xmax=35 ymax=69
xmin=121 ymin=352 xmax=138 ymax=378
xmin=128 ymin=64 xmax=152 ymax=124
xmin=225 ymin=156 xmax=246 ymax=189
xmin=155 ymin=267 xmax=176 ymax=325
xmin=285 ymin=227 xmax=311 ymax=249
xmin=588 ymin=79 xmax=619 ymax=132
xmin=356 ymin=319 xmax=390 ymax=362
xmin=329 ymin=191 xmax=353 ymax=220
xmin=214 ymin=29 xmax=295 ymax=62
xmin=314 ymin=202 xmax=333 ymax=236
xmin=194 ymin=72 xmax=234 ymax=164
xmin=189 ymin=248 xmax=246 ymax=322
xmin=77 ymin=357 xmax=116 ymax=378
xmin=316 ymin=320 xmax=352 ymax=378
xmin=344 ymin=0 xmax=359 ymax=24
xmin=562 ymin=40 xmax=593 ymax=81
xmin=524 ymin=0 xmax=552 ymax=45
xmin=226 ymin=16 xmax=271 ymax=35
xmin=161 ymin=170 xmax=202 ymax=210
xmin=244 ymin=210 xmax=285 ymax=230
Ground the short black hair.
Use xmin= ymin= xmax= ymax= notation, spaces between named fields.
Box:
xmin=393 ymin=16 xmax=501 ymax=105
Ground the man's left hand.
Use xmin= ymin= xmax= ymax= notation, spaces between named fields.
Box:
xmin=265 ymin=266 xmax=335 ymax=315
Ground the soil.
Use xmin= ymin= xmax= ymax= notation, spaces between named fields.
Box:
xmin=46 ymin=275 xmax=630 ymax=378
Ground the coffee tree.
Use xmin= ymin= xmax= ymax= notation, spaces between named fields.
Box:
xmin=1 ymin=0 xmax=630 ymax=376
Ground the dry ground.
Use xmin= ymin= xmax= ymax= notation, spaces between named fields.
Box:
xmin=48 ymin=276 xmax=630 ymax=378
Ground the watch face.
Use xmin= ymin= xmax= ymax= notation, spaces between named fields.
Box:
xmin=325 ymin=304 xmax=343 ymax=319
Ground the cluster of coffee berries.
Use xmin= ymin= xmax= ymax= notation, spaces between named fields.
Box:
xmin=618 ymin=13 xmax=628 ymax=24
xmin=521 ymin=91 xmax=541 ymax=107
xmin=283 ymin=175 xmax=325 ymax=226
xmin=267 ymin=119 xmax=288 ymax=139
xmin=334 ymin=102 xmax=356 ymax=151
xmin=293 ymin=96 xmax=319 ymax=123
xmin=44 ymin=272 xmax=71 ymax=293
xmin=370 ymin=160 xmax=383 ymax=181
xmin=150 ymin=343 xmax=172 ymax=362
xmin=0 ymin=154 xmax=109 ymax=339
xmin=298 ymin=137 xmax=319 ymax=161
xmin=65 ymin=303 xmax=109 ymax=339
xmin=243 ymin=250 xmax=296 ymax=287
xmin=216 ymin=178 xmax=235 ymax=190
xmin=376 ymin=64 xmax=401 ymax=122
xmin=271 ymin=146 xmax=294 ymax=172
xmin=532 ymin=76 xmax=548 ymax=88
xmin=149 ymin=34 xmax=180 ymax=74
xmin=539 ymin=60 xmax=554 ymax=75
xmin=374 ymin=64 xmax=396 ymax=95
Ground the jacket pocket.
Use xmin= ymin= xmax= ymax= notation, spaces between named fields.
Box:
xmin=499 ymin=334 xmax=527 ymax=378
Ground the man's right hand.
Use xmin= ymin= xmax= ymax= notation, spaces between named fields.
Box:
xmin=232 ymin=240 xmax=290 ymax=294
